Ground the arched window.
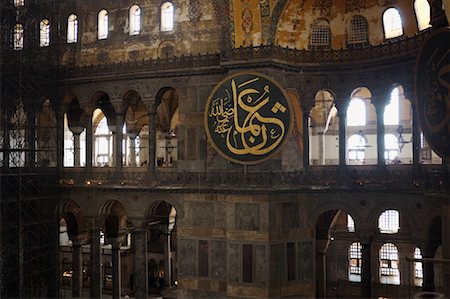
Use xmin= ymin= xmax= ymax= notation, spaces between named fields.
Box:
xmin=310 ymin=19 xmax=331 ymax=49
xmin=347 ymin=215 xmax=355 ymax=232
xmin=94 ymin=110 xmax=113 ymax=167
xmin=98 ymin=9 xmax=109 ymax=39
xmin=348 ymin=15 xmax=369 ymax=45
xmin=349 ymin=242 xmax=362 ymax=282
xmin=40 ymin=19 xmax=50 ymax=47
xmin=347 ymin=98 xmax=366 ymax=126
xmin=380 ymin=243 xmax=400 ymax=285
xmin=348 ymin=133 xmax=366 ymax=164
xmin=383 ymin=8 xmax=403 ymax=39
xmin=378 ymin=210 xmax=399 ymax=234
xmin=59 ymin=218 xmax=72 ymax=246
xmin=9 ymin=104 xmax=27 ymax=167
xmin=63 ymin=114 xmax=74 ymax=167
xmin=385 ymin=134 xmax=399 ymax=163
xmin=161 ymin=2 xmax=174 ymax=32
xmin=14 ymin=23 xmax=24 ymax=50
xmin=67 ymin=14 xmax=78 ymax=43
xmin=14 ymin=0 xmax=24 ymax=7
xmin=129 ymin=4 xmax=141 ymax=35
xmin=414 ymin=247 xmax=423 ymax=287
xmin=414 ymin=0 xmax=431 ymax=31
xmin=384 ymin=87 xmax=400 ymax=126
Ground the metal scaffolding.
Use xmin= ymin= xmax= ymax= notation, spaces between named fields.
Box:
xmin=1 ymin=0 xmax=60 ymax=297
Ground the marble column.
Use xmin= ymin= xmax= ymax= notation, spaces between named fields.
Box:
xmin=360 ymin=236 xmax=372 ymax=298
xmin=163 ymin=230 xmax=171 ymax=287
xmin=302 ymin=111 xmax=310 ymax=169
xmin=72 ymin=242 xmax=83 ymax=298
xmin=412 ymin=103 xmax=421 ymax=165
xmin=442 ymin=203 xmax=450 ymax=298
xmin=86 ymin=113 xmax=93 ymax=170
xmin=338 ymin=107 xmax=347 ymax=168
xmin=115 ymin=113 xmax=124 ymax=169
xmin=133 ymin=228 xmax=148 ymax=298
xmin=422 ymin=244 xmax=435 ymax=292
xmin=90 ymin=227 xmax=102 ymax=299
xmin=111 ymin=242 xmax=122 ymax=299
xmin=375 ymin=102 xmax=386 ymax=167
xmin=73 ymin=132 xmax=81 ymax=167
xmin=148 ymin=108 xmax=156 ymax=172
xmin=128 ymin=134 xmax=137 ymax=167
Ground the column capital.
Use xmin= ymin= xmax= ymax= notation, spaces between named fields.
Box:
xmin=110 ymin=99 xmax=125 ymax=115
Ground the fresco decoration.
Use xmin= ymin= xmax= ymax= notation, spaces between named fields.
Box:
xmin=241 ymin=0 xmax=253 ymax=46
xmin=313 ymin=0 xmax=332 ymax=16
xmin=205 ymin=72 xmax=293 ymax=164
xmin=416 ymin=27 xmax=450 ymax=159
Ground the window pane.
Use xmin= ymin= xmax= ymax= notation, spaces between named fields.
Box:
xmin=383 ymin=8 xmax=403 ymax=39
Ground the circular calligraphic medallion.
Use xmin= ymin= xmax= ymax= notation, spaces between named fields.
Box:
xmin=204 ymin=72 xmax=293 ymax=164
xmin=416 ymin=28 xmax=450 ymax=159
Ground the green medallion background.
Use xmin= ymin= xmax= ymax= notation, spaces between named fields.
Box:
xmin=205 ymin=72 xmax=293 ymax=165
xmin=416 ymin=28 xmax=450 ymax=159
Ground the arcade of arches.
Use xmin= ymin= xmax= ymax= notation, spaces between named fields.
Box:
xmin=1 ymin=0 xmax=450 ymax=299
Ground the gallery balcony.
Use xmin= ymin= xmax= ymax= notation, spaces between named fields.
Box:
xmin=59 ymin=164 xmax=448 ymax=194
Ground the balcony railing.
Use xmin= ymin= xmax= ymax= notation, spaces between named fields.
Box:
xmin=59 ymin=165 xmax=448 ymax=193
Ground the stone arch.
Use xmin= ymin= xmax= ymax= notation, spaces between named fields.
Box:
xmin=367 ymin=201 xmax=414 ymax=234
xmin=59 ymin=199 xmax=85 ymax=240
xmin=145 ymin=194 xmax=184 ymax=221
xmin=268 ymin=0 xmax=289 ymax=45
xmin=308 ymin=200 xmax=361 ymax=229
xmin=91 ymin=91 xmax=115 ymax=121
xmin=98 ymin=200 xmax=129 ymax=241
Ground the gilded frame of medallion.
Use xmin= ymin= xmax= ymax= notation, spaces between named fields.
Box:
xmin=204 ymin=71 xmax=294 ymax=165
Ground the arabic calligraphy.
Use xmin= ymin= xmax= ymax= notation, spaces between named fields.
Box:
xmin=205 ymin=73 xmax=292 ymax=164
xmin=416 ymin=28 xmax=450 ymax=158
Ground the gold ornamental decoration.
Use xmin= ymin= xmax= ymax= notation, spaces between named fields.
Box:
xmin=204 ymin=72 xmax=293 ymax=164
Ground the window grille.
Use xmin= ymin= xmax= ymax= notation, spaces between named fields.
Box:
xmin=378 ymin=210 xmax=399 ymax=234
xmin=310 ymin=20 xmax=330 ymax=48
xmin=380 ymin=243 xmax=400 ymax=285
xmin=40 ymin=19 xmax=50 ymax=47
xmin=348 ymin=16 xmax=368 ymax=45
xmin=349 ymin=242 xmax=362 ymax=275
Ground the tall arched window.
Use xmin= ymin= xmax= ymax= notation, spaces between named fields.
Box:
xmin=348 ymin=133 xmax=366 ymax=164
xmin=385 ymin=134 xmax=399 ymax=163
xmin=161 ymin=2 xmax=174 ymax=32
xmin=348 ymin=15 xmax=369 ymax=45
xmin=380 ymin=243 xmax=400 ymax=285
xmin=14 ymin=23 xmax=24 ymax=50
xmin=349 ymin=242 xmax=362 ymax=282
xmin=9 ymin=103 xmax=27 ymax=167
xmin=383 ymin=8 xmax=403 ymax=39
xmin=98 ymin=9 xmax=109 ymax=39
xmin=309 ymin=19 xmax=331 ymax=49
xmin=414 ymin=0 xmax=431 ymax=31
xmin=347 ymin=98 xmax=366 ymax=126
xmin=378 ymin=210 xmax=399 ymax=234
xmin=384 ymin=87 xmax=400 ymax=126
xmin=67 ymin=14 xmax=78 ymax=43
xmin=414 ymin=247 xmax=423 ymax=287
xmin=129 ymin=4 xmax=141 ymax=35
xmin=40 ymin=19 xmax=50 ymax=47
xmin=347 ymin=215 xmax=355 ymax=232
xmin=94 ymin=110 xmax=113 ymax=167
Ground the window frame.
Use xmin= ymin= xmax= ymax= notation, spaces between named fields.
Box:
xmin=383 ymin=7 xmax=404 ymax=39
xmin=378 ymin=210 xmax=400 ymax=234
xmin=379 ymin=243 xmax=400 ymax=285
xmin=129 ymin=4 xmax=141 ymax=36
xmin=347 ymin=15 xmax=369 ymax=46
xmin=67 ymin=14 xmax=78 ymax=43
xmin=40 ymin=19 xmax=50 ymax=47
xmin=14 ymin=23 xmax=24 ymax=50
xmin=98 ymin=9 xmax=109 ymax=40
xmin=414 ymin=0 xmax=432 ymax=31
xmin=309 ymin=19 xmax=331 ymax=50
xmin=160 ymin=1 xmax=174 ymax=32
xmin=349 ymin=242 xmax=362 ymax=282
